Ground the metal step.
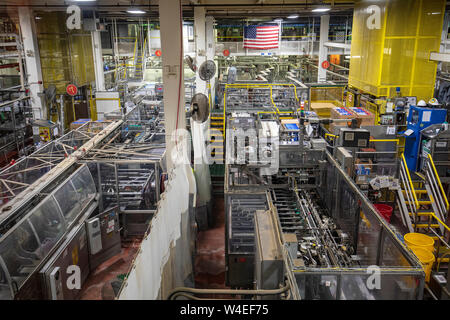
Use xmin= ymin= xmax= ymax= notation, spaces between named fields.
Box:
xmin=414 ymin=223 xmax=441 ymax=228
xmin=402 ymin=189 xmax=428 ymax=194
xmin=415 ymin=172 xmax=426 ymax=180
xmin=408 ymin=211 xmax=434 ymax=216
xmin=405 ymin=200 xmax=432 ymax=205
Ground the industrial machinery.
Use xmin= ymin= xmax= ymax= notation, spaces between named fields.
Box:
xmin=418 ymin=123 xmax=450 ymax=180
xmin=81 ymin=105 xmax=165 ymax=238
xmin=223 ymin=102 xmax=426 ymax=299
xmin=0 ymin=100 xmax=166 ymax=299
xmin=403 ymin=105 xmax=447 ymax=172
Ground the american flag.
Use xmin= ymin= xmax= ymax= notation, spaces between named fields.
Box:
xmin=243 ymin=24 xmax=280 ymax=50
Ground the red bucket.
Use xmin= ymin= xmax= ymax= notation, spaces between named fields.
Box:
xmin=374 ymin=203 xmax=393 ymax=222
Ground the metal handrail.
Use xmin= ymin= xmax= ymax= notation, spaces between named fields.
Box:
xmin=430 ymin=211 xmax=450 ymax=232
xmin=402 ymin=153 xmax=419 ymax=209
xmin=399 ymin=161 xmax=416 ymax=227
xmin=427 ymin=154 xmax=449 ymax=211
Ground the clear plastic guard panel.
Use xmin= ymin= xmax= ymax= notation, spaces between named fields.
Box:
xmin=0 ymin=260 xmax=11 ymax=300
xmin=340 ymin=273 xmax=422 ymax=300
xmin=28 ymin=197 xmax=66 ymax=257
xmin=300 ymin=274 xmax=339 ymax=300
xmin=379 ymin=231 xmax=413 ymax=268
xmin=71 ymin=166 xmax=97 ymax=203
xmin=356 ymin=203 xmax=382 ymax=266
xmin=54 ymin=165 xmax=97 ymax=225
xmin=53 ymin=181 xmax=80 ymax=225
xmin=0 ymin=164 xmax=97 ymax=295
xmin=296 ymin=271 xmax=423 ymax=300
xmin=334 ymin=174 xmax=359 ymax=242
xmin=0 ymin=220 xmax=41 ymax=290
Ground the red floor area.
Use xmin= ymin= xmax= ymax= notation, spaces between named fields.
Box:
xmin=80 ymin=196 xmax=228 ymax=299
xmin=79 ymin=237 xmax=142 ymax=300
xmin=194 ymin=196 xmax=230 ymax=294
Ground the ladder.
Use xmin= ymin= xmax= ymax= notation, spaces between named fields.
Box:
xmin=131 ymin=30 xmax=147 ymax=81
xmin=208 ymin=111 xmax=225 ymax=164
xmin=397 ymin=153 xmax=450 ymax=239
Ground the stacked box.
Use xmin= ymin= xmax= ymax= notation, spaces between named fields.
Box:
xmin=329 ymin=107 xmax=356 ymax=134
xmin=349 ymin=107 xmax=375 ymax=126
xmin=331 ymin=106 xmax=356 ymax=120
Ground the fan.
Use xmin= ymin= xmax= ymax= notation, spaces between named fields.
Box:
xmin=198 ymin=60 xmax=216 ymax=81
xmin=184 ymin=55 xmax=196 ymax=72
xmin=190 ymin=93 xmax=210 ymax=123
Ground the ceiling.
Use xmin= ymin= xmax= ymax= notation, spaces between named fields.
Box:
xmin=0 ymin=0 xmax=355 ymax=19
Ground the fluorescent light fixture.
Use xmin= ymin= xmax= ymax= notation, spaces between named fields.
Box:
xmin=274 ymin=18 xmax=283 ymax=23
xmin=312 ymin=8 xmax=331 ymax=12
xmin=127 ymin=8 xmax=146 ymax=14
xmin=287 ymin=15 xmax=299 ymax=19
xmin=35 ymin=16 xmax=42 ymax=20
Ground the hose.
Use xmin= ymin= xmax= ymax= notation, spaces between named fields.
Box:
xmin=167 ymin=282 xmax=290 ymax=300
xmin=172 ymin=292 xmax=220 ymax=300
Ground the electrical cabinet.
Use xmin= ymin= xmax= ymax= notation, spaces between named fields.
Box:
xmin=403 ymin=106 xmax=447 ymax=171
xmin=86 ymin=206 xmax=121 ymax=271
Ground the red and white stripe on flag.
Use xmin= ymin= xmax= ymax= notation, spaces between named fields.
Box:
xmin=243 ymin=25 xmax=280 ymax=50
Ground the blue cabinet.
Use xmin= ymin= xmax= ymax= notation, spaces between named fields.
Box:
xmin=403 ymin=105 xmax=447 ymax=172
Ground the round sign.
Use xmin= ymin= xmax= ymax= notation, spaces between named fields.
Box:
xmin=155 ymin=50 xmax=161 ymax=57
xmin=66 ymin=84 xmax=78 ymax=96
xmin=223 ymin=49 xmax=230 ymax=57
xmin=321 ymin=60 xmax=330 ymax=69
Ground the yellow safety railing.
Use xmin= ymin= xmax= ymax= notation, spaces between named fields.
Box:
xmin=428 ymin=153 xmax=449 ymax=211
xmin=370 ymin=139 xmax=400 ymax=144
xmin=221 ymin=83 xmax=306 ymax=136
xmin=430 ymin=212 xmax=450 ymax=232
xmin=402 ymin=153 xmax=420 ymax=209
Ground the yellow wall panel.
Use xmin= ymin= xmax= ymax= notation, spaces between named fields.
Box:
xmin=36 ymin=12 xmax=94 ymax=94
xmin=349 ymin=0 xmax=445 ymax=101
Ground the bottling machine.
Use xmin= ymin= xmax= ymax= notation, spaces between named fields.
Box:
xmin=223 ymin=110 xmax=426 ymax=299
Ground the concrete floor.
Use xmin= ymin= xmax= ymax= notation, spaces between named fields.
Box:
xmin=79 ymin=237 xmax=142 ymax=300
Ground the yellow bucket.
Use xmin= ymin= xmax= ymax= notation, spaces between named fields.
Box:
xmin=411 ymin=247 xmax=435 ymax=282
xmin=404 ymin=233 xmax=435 ymax=252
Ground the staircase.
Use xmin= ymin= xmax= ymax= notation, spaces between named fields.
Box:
xmin=130 ymin=28 xmax=147 ymax=82
xmin=133 ymin=48 xmax=144 ymax=80
xmin=397 ymin=153 xmax=450 ymax=239
xmin=208 ymin=111 xmax=225 ymax=164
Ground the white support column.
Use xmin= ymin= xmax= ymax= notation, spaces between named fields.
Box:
xmin=318 ymin=15 xmax=330 ymax=83
xmin=183 ymin=24 xmax=189 ymax=55
xmin=18 ymin=7 xmax=44 ymax=120
xmin=147 ymin=23 xmax=152 ymax=56
xmin=205 ymin=15 xmax=215 ymax=107
xmin=159 ymin=0 xmax=186 ymax=170
xmin=194 ymin=6 xmax=206 ymax=95
xmin=91 ymin=31 xmax=105 ymax=91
